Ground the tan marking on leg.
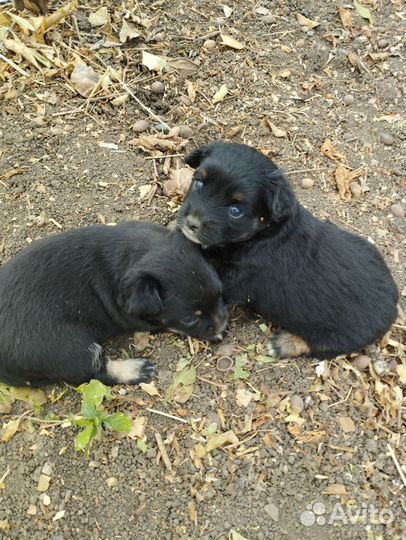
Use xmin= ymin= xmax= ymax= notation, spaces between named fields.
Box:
xmin=275 ymin=331 xmax=311 ymax=358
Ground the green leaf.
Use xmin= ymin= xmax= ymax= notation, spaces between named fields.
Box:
xmin=354 ymin=0 xmax=372 ymax=22
xmin=173 ymin=384 xmax=194 ymax=403
xmin=80 ymin=401 xmax=98 ymax=420
xmin=206 ymin=422 xmax=218 ymax=436
xmin=173 ymin=366 xmax=196 ymax=386
xmin=259 ymin=323 xmax=268 ymax=334
xmin=255 ymin=355 xmax=278 ymax=364
xmin=76 ymin=379 xmax=110 ymax=408
xmin=0 ymin=385 xmax=47 ymax=414
xmin=212 ymin=84 xmax=228 ymax=104
xmin=229 ymin=530 xmax=251 ymax=540
xmin=136 ymin=439 xmax=148 ymax=453
xmin=176 ymin=357 xmax=191 ymax=371
xmin=233 ymin=357 xmax=250 ymax=380
xmin=75 ymin=422 xmax=97 ymax=454
xmin=103 ymin=413 xmax=132 ymax=433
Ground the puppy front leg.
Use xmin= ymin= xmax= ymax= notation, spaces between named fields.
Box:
xmin=268 ymin=330 xmax=311 ymax=359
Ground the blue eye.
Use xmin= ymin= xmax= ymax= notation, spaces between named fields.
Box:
xmin=193 ymin=180 xmax=204 ymax=192
xmin=228 ymin=206 xmax=243 ymax=219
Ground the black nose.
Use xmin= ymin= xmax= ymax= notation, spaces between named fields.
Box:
xmin=185 ymin=215 xmax=201 ymax=232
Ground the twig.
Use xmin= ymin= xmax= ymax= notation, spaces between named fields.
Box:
xmin=155 ymin=432 xmax=172 ymax=471
xmin=187 ymin=336 xmax=195 ymax=356
xmin=288 ymin=167 xmax=330 ymax=175
xmin=0 ymin=467 xmax=11 ymax=485
xmin=0 ymin=52 xmax=29 ymax=77
xmin=144 ymin=154 xmax=185 ymax=160
xmin=197 ymin=376 xmax=226 ymax=389
xmin=387 ymin=443 xmax=406 ymax=488
xmin=146 ymin=407 xmax=188 ymax=424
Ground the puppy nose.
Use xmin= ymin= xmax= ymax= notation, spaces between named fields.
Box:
xmin=185 ymin=214 xmax=201 ymax=232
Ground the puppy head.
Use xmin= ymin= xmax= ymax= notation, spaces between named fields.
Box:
xmin=177 ymin=142 xmax=297 ymax=248
xmin=118 ymin=233 xmax=227 ymax=340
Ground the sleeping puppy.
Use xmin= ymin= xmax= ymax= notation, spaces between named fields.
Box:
xmin=177 ymin=141 xmax=399 ymax=359
xmin=0 ymin=222 xmax=227 ymax=387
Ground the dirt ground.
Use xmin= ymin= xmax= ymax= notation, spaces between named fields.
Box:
xmin=0 ymin=1 xmax=405 ymax=539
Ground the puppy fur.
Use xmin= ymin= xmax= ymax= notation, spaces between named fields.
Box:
xmin=0 ymin=222 xmax=227 ymax=387
xmin=177 ymin=141 xmax=399 ymax=359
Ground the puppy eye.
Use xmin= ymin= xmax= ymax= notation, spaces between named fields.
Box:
xmin=228 ymin=206 xmax=244 ymax=219
xmin=193 ymin=180 xmax=204 ymax=192
xmin=181 ymin=315 xmax=199 ymax=327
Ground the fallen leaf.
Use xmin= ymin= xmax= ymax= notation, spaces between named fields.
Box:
xmin=296 ymin=430 xmax=326 ymax=444
xmin=142 ymin=51 xmax=168 ymax=72
xmin=323 ymin=483 xmax=347 ymax=496
xmin=131 ymin=134 xmax=188 ymax=156
xmin=138 ymin=184 xmax=155 ymax=200
xmin=338 ymin=415 xmax=356 ymax=433
xmin=320 ymin=139 xmax=344 ymax=161
xmin=212 ymin=84 xmax=228 ymax=104
xmin=216 ymin=342 xmax=238 ymax=357
xmin=88 ymin=7 xmax=110 ymax=27
xmin=353 ymin=0 xmax=372 ymax=22
xmin=163 ymin=167 xmax=193 ymax=198
xmin=269 ymin=122 xmax=287 ymax=138
xmin=173 ymin=384 xmax=194 ymax=403
xmin=347 ymin=51 xmax=369 ymax=73
xmin=136 ymin=439 xmax=147 ymax=453
xmin=287 ymin=422 xmax=301 ymax=438
xmin=339 ymin=7 xmax=353 ymax=27
xmin=119 ymin=20 xmax=141 ymax=43
xmin=0 ymin=519 xmax=9 ymax=531
xmin=230 ymin=529 xmax=251 ymax=540
xmin=296 ymin=13 xmax=319 ymax=29
xmin=186 ymin=80 xmax=198 ymax=102
xmin=70 ymin=63 xmax=99 ymax=97
xmin=139 ymin=381 xmax=159 ymax=396
xmin=206 ymin=430 xmax=239 ymax=453
xmin=235 ymin=387 xmax=254 ymax=407
xmin=220 ymin=34 xmax=244 ymax=50
xmin=233 ymin=356 xmax=250 ymax=380
xmin=4 ymin=38 xmax=50 ymax=69
xmin=223 ymin=5 xmax=233 ymax=17
xmin=127 ymin=416 xmax=146 ymax=439
xmin=167 ymin=57 xmax=199 ymax=74
xmin=1 ymin=419 xmax=21 ymax=442
xmin=334 ymin=164 xmax=366 ymax=200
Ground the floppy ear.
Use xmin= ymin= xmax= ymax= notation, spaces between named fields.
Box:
xmin=119 ymin=272 xmax=163 ymax=318
xmin=265 ymin=170 xmax=297 ymax=223
xmin=185 ymin=145 xmax=211 ymax=169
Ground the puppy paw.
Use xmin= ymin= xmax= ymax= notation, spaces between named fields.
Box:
xmin=267 ymin=331 xmax=311 ymax=359
xmin=106 ymin=358 xmax=156 ymax=385
xmin=211 ymin=331 xmax=226 ymax=344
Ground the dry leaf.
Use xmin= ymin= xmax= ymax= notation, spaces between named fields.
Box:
xmin=52 ymin=510 xmax=65 ymax=521
xmin=138 ymin=184 xmax=155 ymax=200
xmin=88 ymin=7 xmax=110 ymax=27
xmin=167 ymin=58 xmax=199 ymax=74
xmin=142 ymin=51 xmax=167 ymax=72
xmin=287 ymin=422 xmax=301 ymax=438
xmin=128 ymin=416 xmax=146 ymax=439
xmin=269 ymin=122 xmax=287 ymax=138
xmin=296 ymin=430 xmax=326 ymax=444
xmin=206 ymin=430 xmax=239 ymax=453
xmin=1 ymin=419 xmax=21 ymax=442
xmin=334 ymin=164 xmax=366 ymax=200
xmin=320 ymin=139 xmax=344 ymax=161
xmin=296 ymin=13 xmax=320 ymax=29
xmin=235 ymin=387 xmax=254 ymax=407
xmin=4 ymin=38 xmax=50 ymax=69
xmin=34 ymin=1 xmax=78 ymax=40
xmin=163 ymin=167 xmax=193 ymax=198
xmin=212 ymin=84 xmax=228 ymax=104
xmin=338 ymin=415 xmax=356 ymax=433
xmin=139 ymin=382 xmax=159 ymax=396
xmin=354 ymin=0 xmax=372 ymax=23
xmin=323 ymin=484 xmax=347 ymax=496
xmin=132 ymin=134 xmax=188 ymax=156
xmin=119 ymin=20 xmax=141 ymax=43
xmin=173 ymin=384 xmax=194 ymax=403
xmin=70 ymin=63 xmax=99 ymax=97
xmin=223 ymin=5 xmax=233 ymax=17
xmin=220 ymin=34 xmax=244 ymax=50
xmin=186 ymin=80 xmax=198 ymax=102
xmin=339 ymin=7 xmax=353 ymax=27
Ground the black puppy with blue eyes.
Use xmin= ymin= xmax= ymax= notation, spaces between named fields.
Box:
xmin=177 ymin=141 xmax=399 ymax=359
xmin=0 ymin=221 xmax=227 ymax=387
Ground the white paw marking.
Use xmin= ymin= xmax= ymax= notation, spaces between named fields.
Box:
xmin=267 ymin=341 xmax=277 ymax=357
xmin=106 ymin=358 xmax=145 ymax=383
xmin=88 ymin=343 xmax=103 ymax=371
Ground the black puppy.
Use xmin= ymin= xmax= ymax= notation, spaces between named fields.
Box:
xmin=177 ymin=141 xmax=399 ymax=359
xmin=0 ymin=222 xmax=227 ymax=387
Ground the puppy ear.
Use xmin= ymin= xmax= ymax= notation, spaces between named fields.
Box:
xmin=185 ymin=145 xmax=211 ymax=169
xmin=265 ymin=170 xmax=297 ymax=223
xmin=119 ymin=272 xmax=163 ymax=318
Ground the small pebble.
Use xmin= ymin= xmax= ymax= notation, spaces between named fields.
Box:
xmin=343 ymin=94 xmax=354 ymax=106
xmin=307 ymin=29 xmax=315 ymax=37
xmin=106 ymin=477 xmax=118 ymax=488
xmin=350 ymin=182 xmax=362 ymax=197
xmin=351 ymin=355 xmax=371 ymax=371
xmin=150 ymin=81 xmax=165 ymax=95
xmin=301 ymin=177 xmax=314 ymax=189
xmin=377 ymin=38 xmax=389 ymax=48
xmin=178 ymin=125 xmax=194 ymax=139
xmin=132 ymin=120 xmax=149 ymax=133
xmin=290 ymin=395 xmax=304 ymax=413
xmin=203 ymin=39 xmax=216 ymax=50
xmin=391 ymin=203 xmax=404 ymax=218
xmin=154 ymin=123 xmax=170 ymax=133
xmin=296 ymin=39 xmax=306 ymax=48
xmin=380 ymin=132 xmax=394 ymax=146
xmin=262 ymin=15 xmax=276 ymax=24
xmin=373 ymin=358 xmax=390 ymax=376
xmin=118 ymin=388 xmax=127 ymax=395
